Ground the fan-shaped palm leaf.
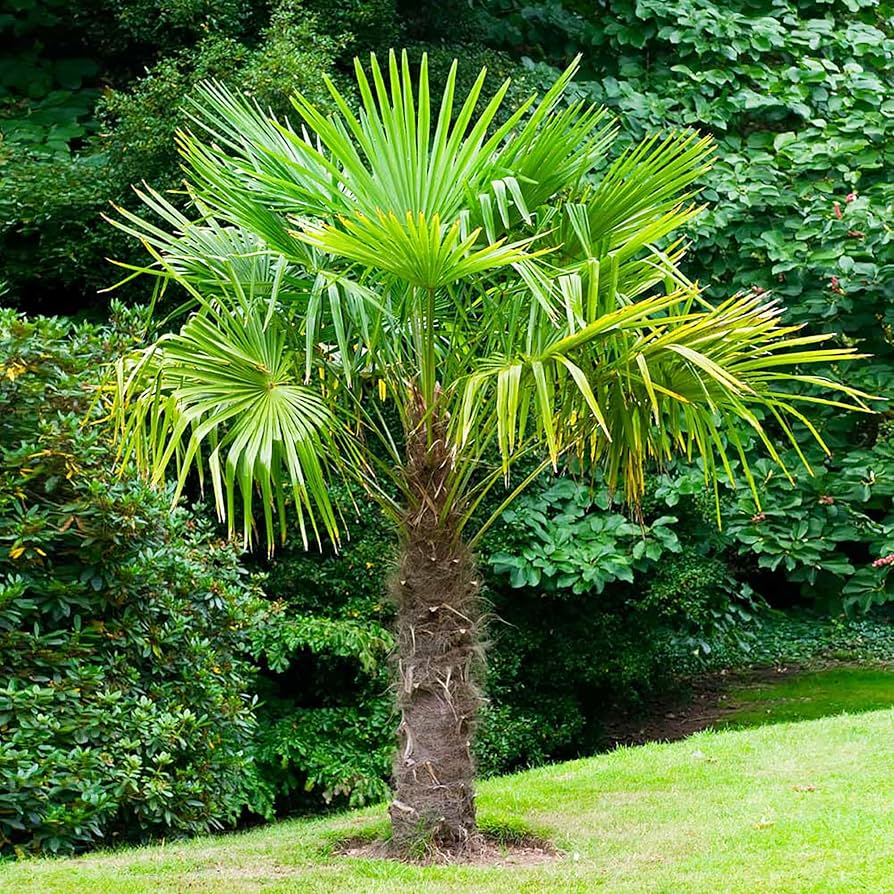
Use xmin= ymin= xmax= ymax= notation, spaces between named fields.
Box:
xmin=112 ymin=288 xmax=338 ymax=551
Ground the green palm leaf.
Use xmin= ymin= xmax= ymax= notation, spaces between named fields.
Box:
xmin=112 ymin=293 xmax=338 ymax=552
xmin=458 ymin=290 xmax=870 ymax=518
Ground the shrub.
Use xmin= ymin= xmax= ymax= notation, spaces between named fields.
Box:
xmin=0 ymin=0 xmax=343 ymax=310
xmin=643 ymin=549 xmax=758 ymax=656
xmin=674 ymin=609 xmax=894 ymax=674
xmin=474 ymin=472 xmax=761 ymax=774
xmin=724 ymin=445 xmax=894 ymax=613
xmin=0 ymin=155 xmax=123 ymax=313
xmin=246 ymin=484 xmax=396 ymax=811
xmin=477 ymin=586 xmax=662 ymax=774
xmin=244 ymin=468 xmax=762 ymax=796
xmin=486 ymin=474 xmax=757 ymax=652
xmin=489 ymin=477 xmax=684 ymax=595
xmin=0 ymin=309 xmax=265 ymax=854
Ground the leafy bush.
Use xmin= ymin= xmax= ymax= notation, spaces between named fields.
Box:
xmin=471 ymin=471 xmax=761 ymax=774
xmin=490 ymin=477 xmax=683 ymax=594
xmin=488 ymin=475 xmax=757 ymax=652
xmin=643 ymin=549 xmax=758 ymax=655
xmin=673 ymin=610 xmax=894 ymax=674
xmin=246 ymin=485 xmax=396 ymax=811
xmin=1 ymin=1 xmax=102 ymax=158
xmin=0 ymin=155 xmax=123 ymax=313
xmin=0 ymin=309 xmax=265 ymax=855
xmin=243 ymin=469 xmax=747 ymax=796
xmin=476 ymin=586 xmax=664 ymax=773
xmin=724 ymin=446 xmax=894 ymax=612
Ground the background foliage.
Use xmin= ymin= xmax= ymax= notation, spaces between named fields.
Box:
xmin=0 ymin=0 xmax=528 ymax=311
xmin=247 ymin=487 xmax=395 ymax=811
xmin=474 ymin=0 xmax=894 ymax=609
xmin=235 ymin=0 xmax=894 ymax=805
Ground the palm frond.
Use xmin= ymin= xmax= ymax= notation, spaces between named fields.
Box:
xmin=106 ymin=51 xmax=872 ymax=553
xmin=174 ymin=51 xmax=597 ymax=288
xmin=111 ymin=292 xmax=338 ymax=552
xmin=299 ymin=211 xmax=543 ymax=289
xmin=108 ymin=184 xmax=302 ymax=295
xmin=456 ymin=290 xmax=872 ymax=513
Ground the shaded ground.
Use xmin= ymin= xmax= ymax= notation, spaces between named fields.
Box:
xmin=600 ymin=662 xmax=894 ymax=747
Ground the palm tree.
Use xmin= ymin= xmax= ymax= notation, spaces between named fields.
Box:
xmin=109 ymin=51 xmax=868 ymax=851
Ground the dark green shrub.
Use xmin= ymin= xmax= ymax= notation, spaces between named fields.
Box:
xmin=476 ymin=586 xmax=663 ymax=774
xmin=0 ymin=155 xmax=122 ymax=313
xmin=643 ymin=549 xmax=758 ymax=656
xmin=0 ymin=309 xmax=266 ymax=855
xmin=1 ymin=1 xmax=102 ymax=159
xmin=674 ymin=609 xmax=894 ymax=674
xmin=1 ymin=2 xmax=344 ymax=311
xmin=473 ymin=472 xmax=761 ymax=773
xmin=87 ymin=0 xmax=263 ymax=57
xmin=724 ymin=444 xmax=894 ymax=613
xmin=305 ymin=0 xmax=400 ymax=56
xmin=489 ymin=477 xmax=684 ymax=594
xmin=486 ymin=474 xmax=756 ymax=650
xmin=246 ymin=485 xmax=396 ymax=811
xmin=244 ymin=467 xmax=759 ymax=795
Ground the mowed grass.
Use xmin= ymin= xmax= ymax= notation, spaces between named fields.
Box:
xmin=718 ymin=666 xmax=894 ymax=728
xmin=4 ymin=709 xmax=894 ymax=894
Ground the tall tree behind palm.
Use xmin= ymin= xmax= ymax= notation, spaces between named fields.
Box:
xmin=110 ymin=52 xmax=868 ymax=852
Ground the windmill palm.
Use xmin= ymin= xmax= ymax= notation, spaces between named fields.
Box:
xmin=109 ymin=51 xmax=868 ymax=851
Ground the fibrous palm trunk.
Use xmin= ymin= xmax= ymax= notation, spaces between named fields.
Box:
xmin=388 ymin=401 xmax=483 ymax=851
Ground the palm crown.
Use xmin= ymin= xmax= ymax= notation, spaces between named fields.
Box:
xmin=111 ymin=50 xmax=867 ymax=550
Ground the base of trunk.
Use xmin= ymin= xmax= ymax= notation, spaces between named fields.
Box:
xmin=389 ymin=797 xmax=480 ymax=854
xmin=340 ymin=831 xmax=558 ymax=866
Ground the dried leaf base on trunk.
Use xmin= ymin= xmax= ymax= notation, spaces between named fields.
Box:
xmin=389 ymin=517 xmax=482 ymax=849
xmin=389 ymin=414 xmax=484 ymax=851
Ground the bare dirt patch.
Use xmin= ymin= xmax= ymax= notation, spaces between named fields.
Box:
xmin=599 ymin=665 xmax=809 ymax=747
xmin=337 ymin=833 xmax=560 ymax=866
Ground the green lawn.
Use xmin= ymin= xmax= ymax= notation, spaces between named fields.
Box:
xmin=719 ymin=666 xmax=894 ymax=728
xmin=4 ymin=708 xmax=894 ymax=893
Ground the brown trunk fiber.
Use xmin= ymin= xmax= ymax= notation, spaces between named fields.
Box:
xmin=388 ymin=400 xmax=483 ymax=851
